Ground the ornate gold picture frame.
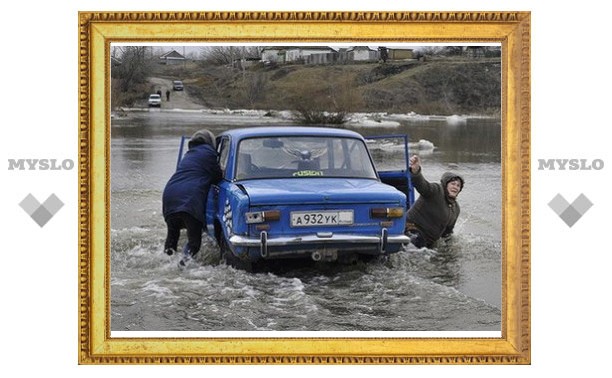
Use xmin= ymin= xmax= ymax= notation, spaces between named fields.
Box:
xmin=78 ymin=11 xmax=530 ymax=364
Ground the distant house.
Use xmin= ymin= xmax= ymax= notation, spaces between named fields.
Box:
xmin=284 ymin=46 xmax=336 ymax=63
xmin=387 ymin=48 xmax=415 ymax=60
xmin=347 ymin=46 xmax=378 ymax=62
xmin=261 ymin=46 xmax=339 ymax=64
xmin=159 ymin=50 xmax=186 ymax=65
xmin=261 ymin=47 xmax=289 ymax=64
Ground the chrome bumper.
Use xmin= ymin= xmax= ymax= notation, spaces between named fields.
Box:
xmin=228 ymin=229 xmax=410 ymax=258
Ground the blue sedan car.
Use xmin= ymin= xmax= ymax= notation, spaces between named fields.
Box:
xmin=179 ymin=126 xmax=414 ymax=271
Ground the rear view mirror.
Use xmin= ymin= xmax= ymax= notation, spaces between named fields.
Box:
xmin=263 ymin=139 xmax=284 ymax=148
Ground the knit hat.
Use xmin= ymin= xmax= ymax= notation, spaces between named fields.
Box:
xmin=188 ymin=129 xmax=216 ymax=149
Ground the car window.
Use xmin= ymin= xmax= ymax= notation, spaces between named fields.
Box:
xmin=217 ymin=137 xmax=230 ymax=175
xmin=235 ymin=136 xmax=377 ymax=180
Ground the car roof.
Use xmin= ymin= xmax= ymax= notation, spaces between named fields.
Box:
xmin=220 ymin=126 xmax=364 ymax=140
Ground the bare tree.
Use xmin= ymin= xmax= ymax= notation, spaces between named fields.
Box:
xmin=112 ymin=46 xmax=152 ymax=91
xmin=239 ymin=72 xmax=268 ymax=109
xmin=110 ymin=46 xmax=153 ymax=107
xmin=287 ymin=73 xmax=363 ymax=125
xmin=200 ymin=46 xmax=261 ymax=66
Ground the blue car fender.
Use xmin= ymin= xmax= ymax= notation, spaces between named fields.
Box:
xmin=213 ymin=183 xmax=250 ymax=257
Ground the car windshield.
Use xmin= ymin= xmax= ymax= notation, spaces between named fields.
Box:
xmin=235 ymin=136 xmax=378 ymax=180
xmin=150 ymin=94 xmax=160 ymax=98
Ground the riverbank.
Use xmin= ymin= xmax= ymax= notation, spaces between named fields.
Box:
xmin=111 ymin=106 xmax=498 ymax=129
xmin=150 ymin=57 xmax=502 ymax=116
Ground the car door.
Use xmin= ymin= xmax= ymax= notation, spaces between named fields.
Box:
xmin=175 ymin=135 xmax=189 ymax=170
xmin=206 ymin=136 xmax=230 ymax=236
xmin=365 ymin=134 xmax=415 ymax=208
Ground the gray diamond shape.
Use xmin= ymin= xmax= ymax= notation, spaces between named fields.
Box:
xmin=19 ymin=193 xmax=64 ymax=227
xmin=548 ymin=194 xmax=569 ymax=215
xmin=559 ymin=205 xmax=582 ymax=227
xmin=549 ymin=193 xmax=594 ymax=227
xmin=571 ymin=193 xmax=593 ymax=215
xmin=19 ymin=193 xmax=41 ymax=215
xmin=42 ymin=194 xmax=64 ymax=215
xmin=30 ymin=206 xmax=53 ymax=227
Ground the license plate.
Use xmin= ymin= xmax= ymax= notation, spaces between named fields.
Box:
xmin=290 ymin=210 xmax=354 ymax=227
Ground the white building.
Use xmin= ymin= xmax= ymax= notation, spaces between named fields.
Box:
xmin=260 ymin=47 xmax=288 ymax=63
xmin=284 ymin=46 xmax=337 ymax=63
xmin=347 ymin=46 xmax=378 ymax=62
xmin=159 ymin=50 xmax=186 ymax=65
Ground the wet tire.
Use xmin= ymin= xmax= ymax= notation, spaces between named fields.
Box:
xmin=219 ymin=237 xmax=261 ymax=273
xmin=219 ymin=236 xmax=236 ymax=265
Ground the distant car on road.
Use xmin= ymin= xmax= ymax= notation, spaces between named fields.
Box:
xmin=172 ymin=80 xmax=184 ymax=91
xmin=175 ymin=126 xmax=415 ymax=271
xmin=148 ymin=94 xmax=161 ymax=107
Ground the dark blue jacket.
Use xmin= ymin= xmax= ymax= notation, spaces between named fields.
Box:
xmin=162 ymin=143 xmax=222 ymax=225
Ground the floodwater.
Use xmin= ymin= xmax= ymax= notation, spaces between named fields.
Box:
xmin=110 ymin=110 xmax=502 ymax=333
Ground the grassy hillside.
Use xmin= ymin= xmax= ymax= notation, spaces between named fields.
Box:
xmin=151 ymin=57 xmax=501 ymax=116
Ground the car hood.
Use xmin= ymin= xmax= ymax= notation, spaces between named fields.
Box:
xmin=238 ymin=178 xmax=405 ymax=206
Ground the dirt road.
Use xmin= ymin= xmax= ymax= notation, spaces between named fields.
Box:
xmin=148 ymin=77 xmax=204 ymax=110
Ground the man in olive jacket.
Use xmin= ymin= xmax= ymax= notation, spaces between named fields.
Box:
xmin=406 ymin=155 xmax=464 ymax=249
